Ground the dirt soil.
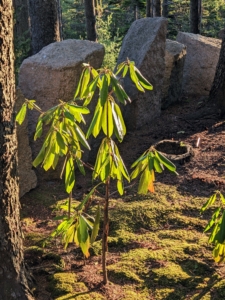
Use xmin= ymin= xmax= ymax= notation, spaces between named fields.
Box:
xmin=21 ymin=96 xmax=225 ymax=300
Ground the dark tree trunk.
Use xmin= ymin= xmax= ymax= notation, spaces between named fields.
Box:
xmin=84 ymin=0 xmax=97 ymax=41
xmin=162 ymin=0 xmax=168 ymax=18
xmin=146 ymin=0 xmax=153 ymax=17
xmin=209 ymin=32 xmax=225 ymax=116
xmin=190 ymin=0 xmax=199 ymax=33
xmin=198 ymin=0 xmax=202 ymax=33
xmin=13 ymin=0 xmax=31 ymax=69
xmin=29 ymin=0 xmax=62 ymax=54
xmin=14 ymin=0 xmax=30 ymax=44
xmin=153 ymin=0 xmax=161 ymax=17
xmin=0 ymin=0 xmax=33 ymax=299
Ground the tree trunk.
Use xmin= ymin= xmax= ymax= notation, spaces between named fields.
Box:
xmin=209 ymin=32 xmax=225 ymax=116
xmin=84 ymin=0 xmax=97 ymax=41
xmin=162 ymin=0 xmax=168 ymax=18
xmin=198 ymin=0 xmax=202 ymax=33
xmin=0 ymin=1 xmax=33 ymax=299
xmin=190 ymin=0 xmax=199 ymax=33
xmin=146 ymin=0 xmax=153 ymax=17
xmin=153 ymin=0 xmax=161 ymax=17
xmin=29 ymin=0 xmax=62 ymax=54
xmin=13 ymin=0 xmax=31 ymax=70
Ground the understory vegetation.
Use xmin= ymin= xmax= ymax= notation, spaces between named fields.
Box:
xmin=22 ymin=180 xmax=225 ymax=299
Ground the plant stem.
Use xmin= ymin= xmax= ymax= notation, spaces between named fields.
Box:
xmin=102 ymin=178 xmax=109 ymax=284
xmin=68 ymin=191 xmax=72 ymax=218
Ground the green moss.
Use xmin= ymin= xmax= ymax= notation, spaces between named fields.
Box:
xmin=47 ymin=272 xmax=78 ymax=297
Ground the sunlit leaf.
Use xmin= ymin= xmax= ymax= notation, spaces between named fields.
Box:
xmin=100 ymin=75 xmax=108 ymax=106
xmin=16 ymin=103 xmax=27 ymax=125
xmin=155 ymin=150 xmax=176 ymax=172
xmin=65 ymin=156 xmax=75 ymax=194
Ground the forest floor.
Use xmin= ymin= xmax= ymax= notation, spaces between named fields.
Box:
xmin=21 ymin=96 xmax=225 ymax=300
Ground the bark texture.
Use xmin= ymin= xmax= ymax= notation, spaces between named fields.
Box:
xmin=162 ymin=0 xmax=168 ymax=18
xmin=0 ymin=0 xmax=33 ymax=299
xmin=84 ymin=0 xmax=96 ymax=41
xmin=210 ymin=32 xmax=225 ymax=116
xmin=153 ymin=0 xmax=161 ymax=17
xmin=29 ymin=0 xmax=61 ymax=54
xmin=190 ymin=0 xmax=199 ymax=33
xmin=146 ymin=0 xmax=153 ymax=17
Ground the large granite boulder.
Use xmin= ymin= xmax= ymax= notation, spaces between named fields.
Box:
xmin=19 ymin=39 xmax=105 ymax=179
xmin=15 ymin=89 xmax=37 ymax=197
xmin=162 ymin=39 xmax=186 ymax=109
xmin=176 ymin=32 xmax=221 ymax=96
xmin=117 ymin=17 xmax=167 ymax=129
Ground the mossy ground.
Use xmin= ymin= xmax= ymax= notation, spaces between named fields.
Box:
xmin=21 ymin=179 xmax=225 ymax=300
xmin=20 ymin=99 xmax=225 ymax=299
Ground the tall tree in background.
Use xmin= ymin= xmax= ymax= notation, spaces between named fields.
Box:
xmin=190 ymin=0 xmax=199 ymax=33
xmin=84 ymin=0 xmax=97 ymax=41
xmin=209 ymin=30 xmax=225 ymax=116
xmin=153 ymin=0 xmax=161 ymax=17
xmin=146 ymin=0 xmax=153 ymax=17
xmin=29 ymin=0 xmax=62 ymax=54
xmin=162 ymin=0 xmax=168 ymax=18
xmin=0 ymin=0 xmax=33 ymax=299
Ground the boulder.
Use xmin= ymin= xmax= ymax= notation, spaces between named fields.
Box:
xmin=18 ymin=39 xmax=105 ymax=179
xmin=176 ymin=32 xmax=221 ymax=96
xmin=117 ymin=17 xmax=168 ymax=129
xmin=162 ymin=39 xmax=186 ymax=109
xmin=15 ymin=88 xmax=37 ymax=197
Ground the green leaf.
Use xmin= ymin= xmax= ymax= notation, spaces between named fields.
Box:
xmin=116 ymin=61 xmax=126 ymax=75
xmin=33 ymin=143 xmax=46 ymax=168
xmin=117 ymin=179 xmax=124 ymax=195
xmin=138 ymin=167 xmax=150 ymax=194
xmin=134 ymin=66 xmax=153 ymax=90
xmin=16 ymin=103 xmax=27 ymax=125
xmin=204 ymin=207 xmax=221 ymax=232
xmin=65 ymin=156 xmax=75 ymax=194
xmin=111 ymin=76 xmax=126 ymax=104
xmin=131 ymin=151 xmax=148 ymax=168
xmin=74 ymin=124 xmax=91 ymax=150
xmin=78 ymin=215 xmax=89 ymax=243
xmin=217 ymin=210 xmax=225 ymax=243
xmin=107 ymin=101 xmax=114 ymax=137
xmin=43 ymin=152 xmax=55 ymax=171
xmin=113 ymin=102 xmax=126 ymax=138
xmin=90 ymin=205 xmax=101 ymax=244
xmin=201 ymin=193 xmax=217 ymax=213
xmin=83 ymin=76 xmax=99 ymax=106
xmin=148 ymin=154 xmax=154 ymax=171
xmin=80 ymin=68 xmax=91 ymax=98
xmin=67 ymin=104 xmax=90 ymax=115
xmin=154 ymin=156 xmax=163 ymax=173
xmin=34 ymin=117 xmax=43 ymax=140
xmin=56 ymin=132 xmax=66 ymax=151
xmin=122 ymin=65 xmax=129 ymax=78
xmin=155 ymin=150 xmax=176 ymax=172
xmin=86 ymin=104 xmax=101 ymax=139
xmin=101 ymin=100 xmax=108 ymax=136
xmin=129 ymin=63 xmax=145 ymax=92
xmin=74 ymin=68 xmax=86 ymax=98
xmin=76 ymin=157 xmax=85 ymax=175
xmin=92 ymin=105 xmax=103 ymax=138
xmin=100 ymin=75 xmax=109 ymax=106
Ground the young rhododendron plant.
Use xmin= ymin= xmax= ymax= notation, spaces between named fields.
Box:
xmin=16 ymin=59 xmax=177 ymax=283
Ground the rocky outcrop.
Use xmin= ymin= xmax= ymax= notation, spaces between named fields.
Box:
xmin=117 ymin=17 xmax=168 ymax=129
xmin=176 ymin=32 xmax=221 ymax=96
xmin=15 ymin=88 xmax=37 ymax=197
xmin=19 ymin=39 xmax=105 ymax=179
xmin=162 ymin=39 xmax=186 ymax=109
